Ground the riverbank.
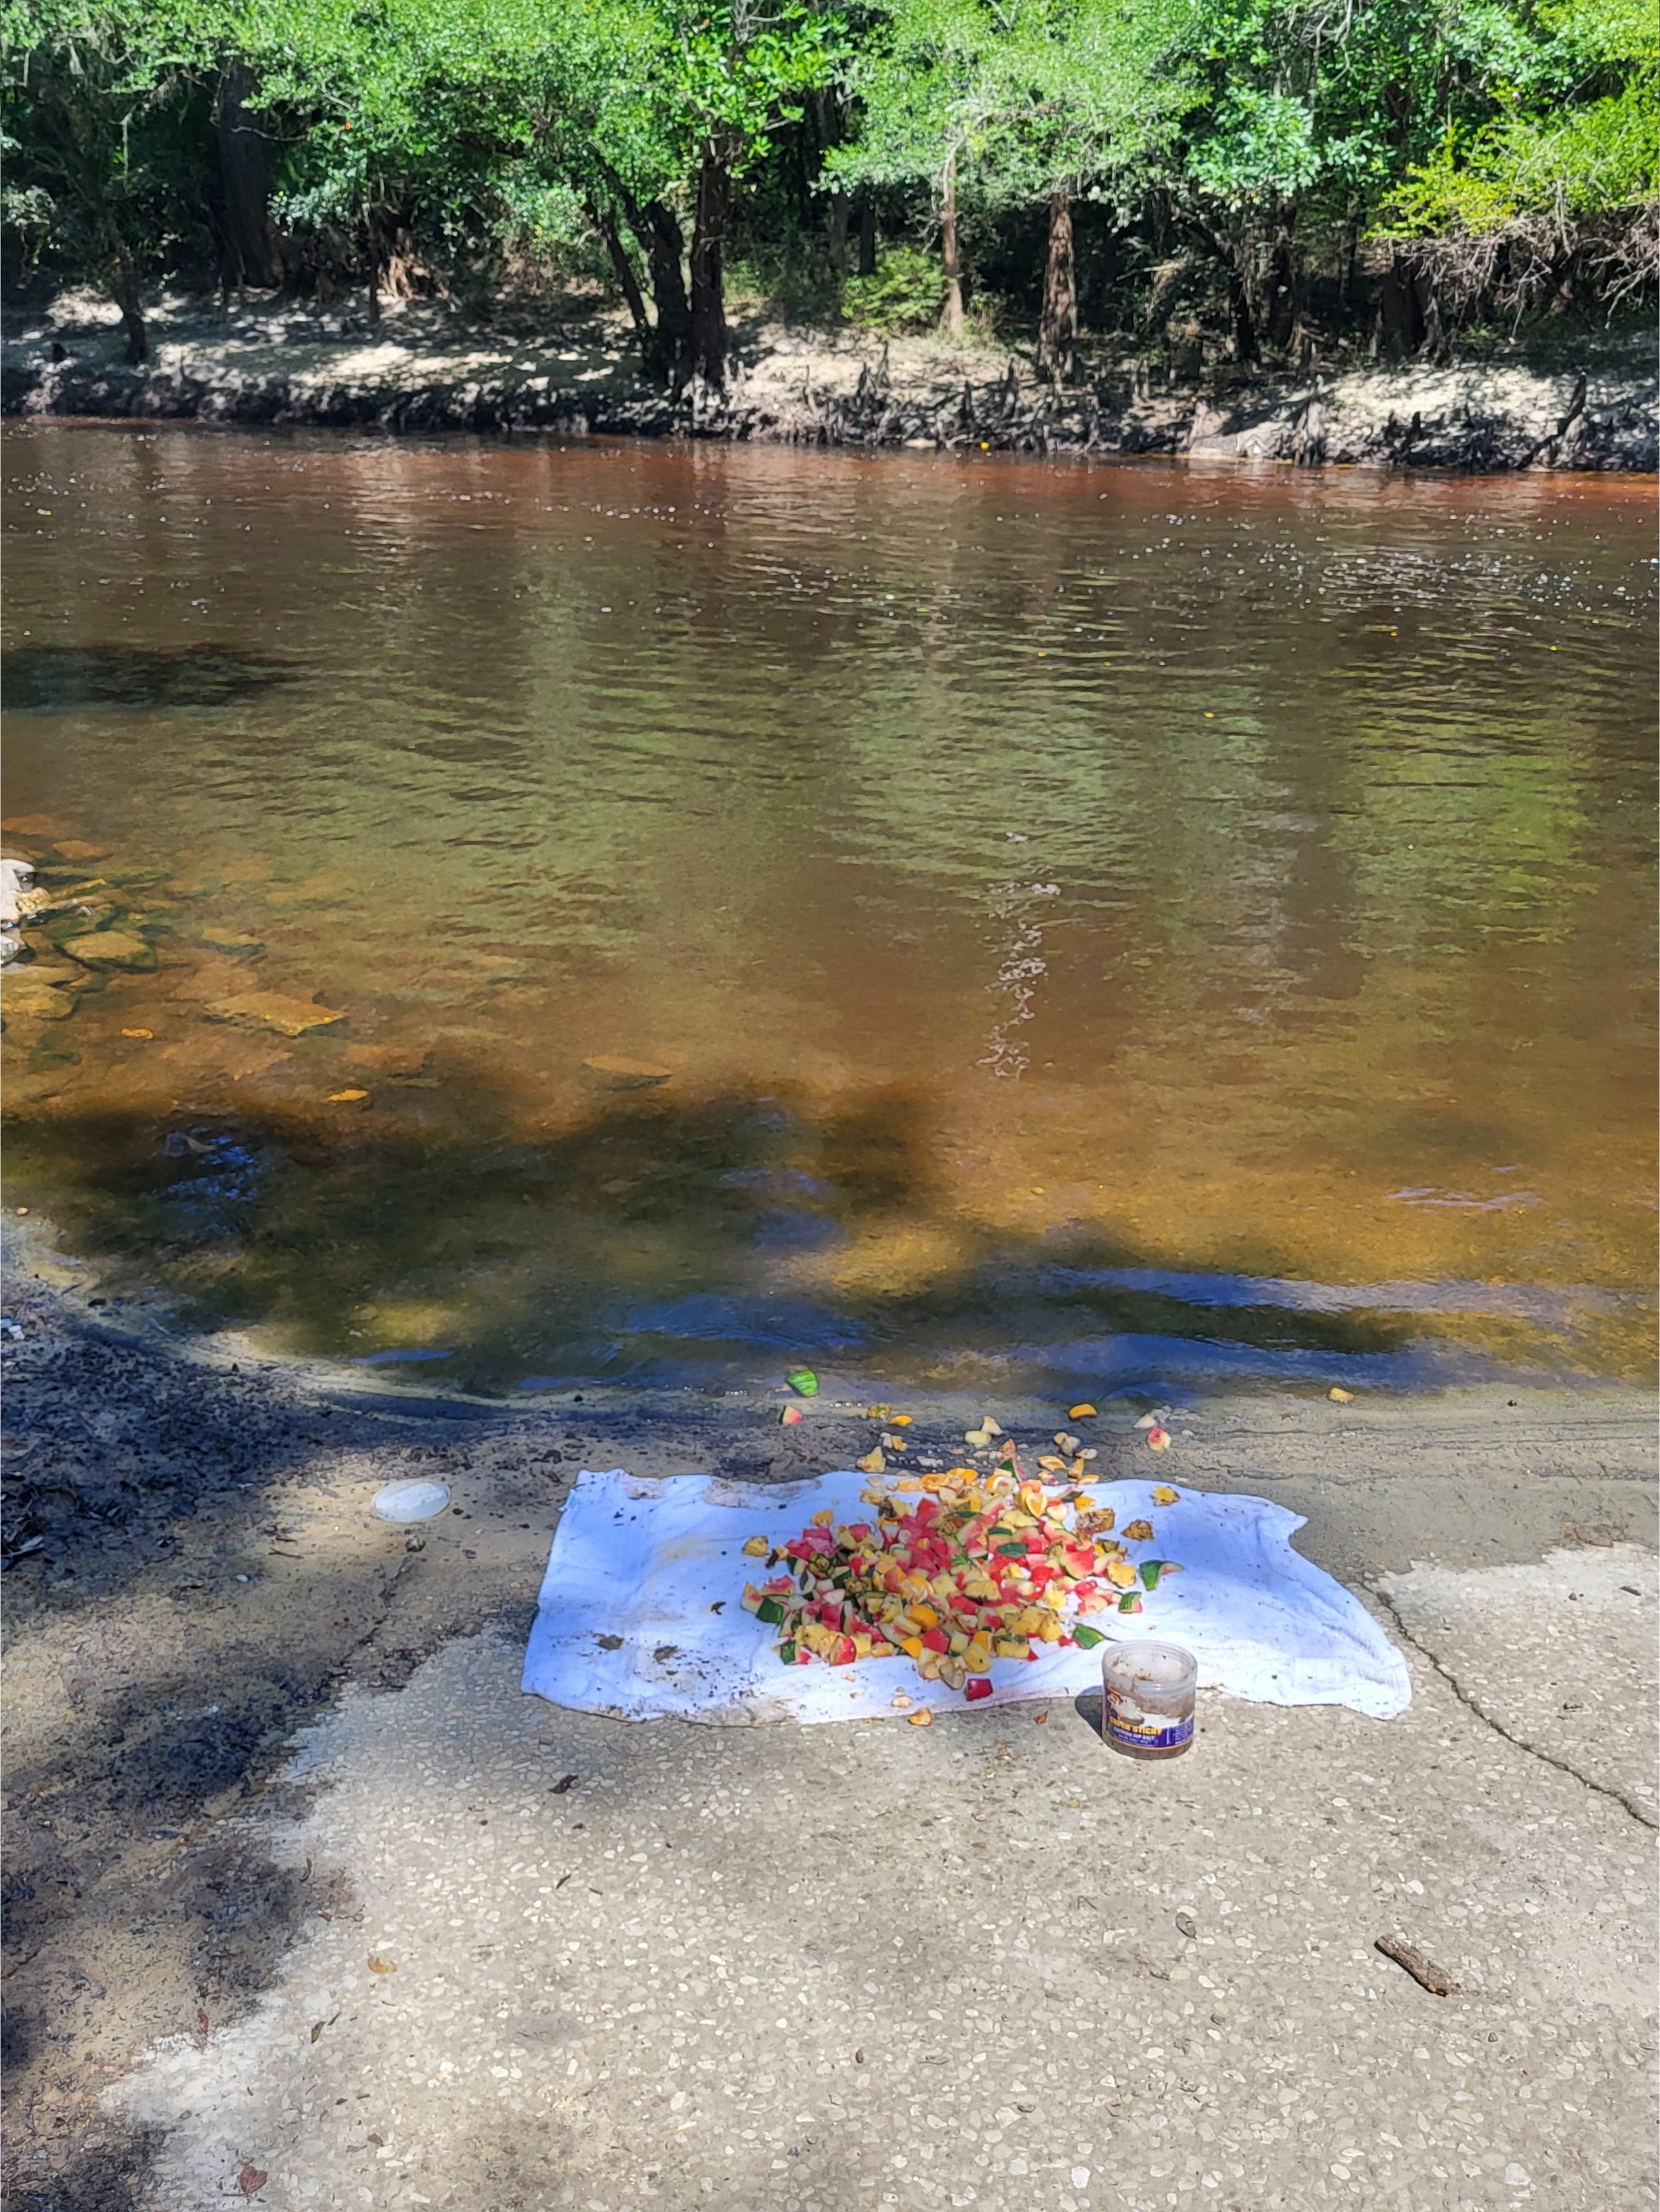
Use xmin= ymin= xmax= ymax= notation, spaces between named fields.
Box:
xmin=3 ymin=1228 xmax=1654 ymax=2209
xmin=4 ymin=289 xmax=1656 ymax=470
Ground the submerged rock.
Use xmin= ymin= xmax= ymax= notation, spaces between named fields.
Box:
xmin=195 ymin=927 xmax=265 ymax=957
xmin=581 ymin=1054 xmax=676 ymax=1090
xmin=203 ymin=990 xmax=347 ymax=1037
xmin=344 ymin=1042 xmax=430 ymax=1075
xmin=63 ymin=929 xmax=157 ymax=973
xmin=66 ymin=928 xmax=157 ymax=971
xmin=1 ymin=969 xmax=81 ymax=1019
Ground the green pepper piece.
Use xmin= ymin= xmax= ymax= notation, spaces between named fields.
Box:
xmin=994 ymin=1542 xmax=1025 ymax=1557
xmin=1072 ymin=1624 xmax=1106 ymax=1649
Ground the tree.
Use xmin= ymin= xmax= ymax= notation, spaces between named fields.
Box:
xmin=827 ymin=0 xmax=1182 ymax=371
xmin=1 ymin=0 xmax=216 ymax=357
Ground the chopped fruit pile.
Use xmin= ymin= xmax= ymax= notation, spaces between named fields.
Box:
xmin=740 ymin=1461 xmax=1182 ymax=1698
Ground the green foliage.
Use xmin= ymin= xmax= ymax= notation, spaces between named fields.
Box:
xmin=2 ymin=0 xmax=1654 ymax=351
xmin=1380 ymin=0 xmax=1659 ymax=236
xmin=842 ymin=240 xmax=946 ymax=328
xmin=826 ymin=0 xmax=1181 ymax=210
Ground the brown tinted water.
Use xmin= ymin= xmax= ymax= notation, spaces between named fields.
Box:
xmin=3 ymin=424 xmax=1654 ymax=1398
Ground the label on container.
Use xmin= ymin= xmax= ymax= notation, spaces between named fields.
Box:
xmin=1104 ymin=1701 xmax=1194 ymax=1752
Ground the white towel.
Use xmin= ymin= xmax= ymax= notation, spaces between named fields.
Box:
xmin=521 ymin=1468 xmax=1410 ymax=1725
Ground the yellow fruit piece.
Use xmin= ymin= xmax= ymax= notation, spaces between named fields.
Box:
xmin=1012 ymin=1606 xmax=1048 ymax=1635
xmin=1147 ymin=1428 xmax=1172 ymax=1451
xmin=1042 ymin=1584 xmax=1068 ymax=1611
xmin=939 ymin=1657 xmax=968 ymax=1690
xmin=852 ymin=1634 xmax=874 ymax=1659
xmin=1069 ymin=1404 xmax=1098 ymax=1418
xmin=858 ymin=1447 xmax=886 ymax=1474
xmin=965 ymin=1429 xmax=991 ymax=1448
xmin=964 ymin=1640 xmax=993 ymax=1674
xmin=908 ymin=1708 xmax=934 ymax=1726
xmin=1037 ymin=1455 xmax=1067 ymax=1472
xmin=947 ymin=1630 xmax=970 ymax=1656
xmin=1036 ymin=1616 xmax=1063 ymax=1643
xmin=741 ymin=1535 xmax=770 ymax=1557
xmin=890 ymin=1414 xmax=913 ymax=1426
xmin=891 ymin=1692 xmax=913 ymax=1708
xmin=121 ymin=1026 xmax=154 ymax=1039
xmin=328 ymin=1088 xmax=370 ymax=1102
xmin=911 ymin=1603 xmax=939 ymax=1629
xmin=1329 ymin=1386 xmax=1354 ymax=1402
xmin=918 ymin=1651 xmax=942 ymax=1681
xmin=993 ymin=1637 xmax=1030 ymax=1659
xmin=900 ymin=1636 xmax=923 ymax=1660
xmin=1124 ymin=1519 xmax=1154 ymax=1542
xmin=1152 ymin=1485 xmax=1180 ymax=1506
xmin=1106 ymin=1558 xmax=1137 ymax=1589
xmin=811 ymin=1509 xmax=833 ymax=1527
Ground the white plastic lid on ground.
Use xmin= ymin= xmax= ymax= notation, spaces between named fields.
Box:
xmin=372 ymin=1480 xmax=451 ymax=1523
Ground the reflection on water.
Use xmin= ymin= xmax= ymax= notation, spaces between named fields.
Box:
xmin=2 ymin=425 xmax=1653 ymax=1397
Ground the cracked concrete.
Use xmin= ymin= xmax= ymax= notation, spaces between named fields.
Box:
xmin=103 ymin=1554 xmax=1658 ymax=2212
xmin=1376 ymin=1547 xmax=1659 ymax=1831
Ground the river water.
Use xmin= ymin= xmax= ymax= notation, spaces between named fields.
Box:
xmin=3 ymin=424 xmax=1654 ymax=1399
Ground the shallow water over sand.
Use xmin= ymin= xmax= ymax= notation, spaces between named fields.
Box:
xmin=3 ymin=424 xmax=1654 ymax=1397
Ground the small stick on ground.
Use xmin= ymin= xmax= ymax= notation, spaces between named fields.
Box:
xmin=1375 ymin=1934 xmax=1457 ymax=1995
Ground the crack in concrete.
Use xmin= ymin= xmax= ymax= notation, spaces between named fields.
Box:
xmin=1370 ymin=1587 xmax=1658 ymax=1831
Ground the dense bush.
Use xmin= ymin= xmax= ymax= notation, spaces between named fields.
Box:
xmin=2 ymin=0 xmax=1653 ymax=378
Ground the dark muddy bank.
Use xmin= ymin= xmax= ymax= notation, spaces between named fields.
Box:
xmin=4 ymin=292 xmax=1654 ymax=470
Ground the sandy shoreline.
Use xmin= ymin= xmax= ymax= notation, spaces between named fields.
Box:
xmin=2 ymin=1222 xmax=1654 ymax=2207
xmin=4 ymin=290 xmax=1656 ymax=472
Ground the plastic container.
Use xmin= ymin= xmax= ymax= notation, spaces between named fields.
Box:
xmin=372 ymin=1479 xmax=451 ymax=1523
xmin=1102 ymin=1640 xmax=1197 ymax=1760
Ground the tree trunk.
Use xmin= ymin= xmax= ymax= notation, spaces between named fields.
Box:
xmin=367 ymin=233 xmax=380 ymax=325
xmin=601 ymin=218 xmax=652 ymax=357
xmin=688 ymin=152 xmax=731 ymax=388
xmin=1038 ymin=192 xmax=1077 ymax=382
xmin=213 ymin=64 xmax=279 ymax=289
xmin=858 ymin=201 xmax=877 ymax=277
xmin=1266 ymin=217 xmax=1297 ymax=352
xmin=112 ymin=269 xmax=148 ymax=363
xmin=628 ymin=199 xmax=691 ymax=387
xmin=1414 ymin=270 xmax=1449 ymax=362
xmin=827 ymin=192 xmax=850 ymax=277
xmin=939 ymin=154 xmax=964 ymax=338
xmin=1378 ymin=253 xmax=1424 ymax=361
xmin=1225 ymin=249 xmax=1258 ymax=364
